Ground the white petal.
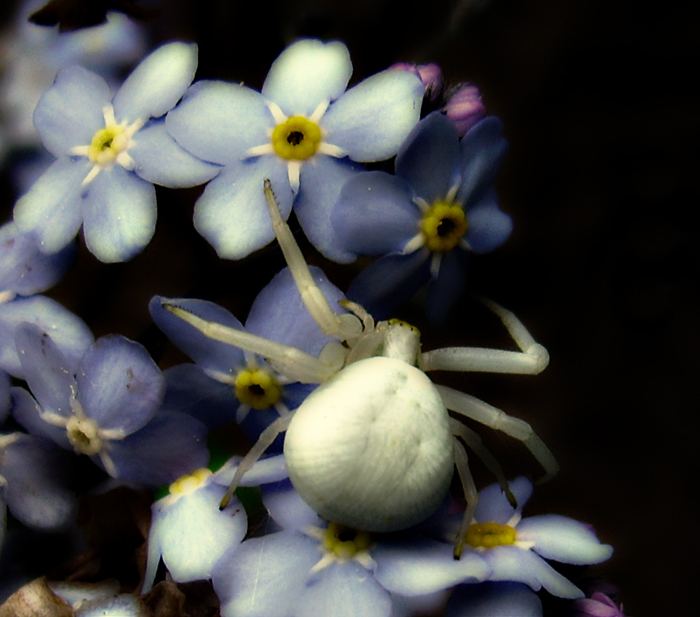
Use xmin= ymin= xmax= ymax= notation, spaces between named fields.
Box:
xmin=262 ymin=39 xmax=352 ymax=117
xmin=13 ymin=157 xmax=88 ymax=254
xmin=81 ymin=166 xmax=156 ymax=262
xmin=322 ymin=70 xmax=424 ymax=162
xmin=130 ymin=119 xmax=221 ymax=187
xmin=112 ymin=42 xmax=198 ymax=122
xmin=193 ymin=157 xmax=292 ymax=260
xmin=166 ymin=80 xmax=272 ymax=165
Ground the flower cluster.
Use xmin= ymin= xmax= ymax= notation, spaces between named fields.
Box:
xmin=0 ymin=13 xmax=622 ymax=617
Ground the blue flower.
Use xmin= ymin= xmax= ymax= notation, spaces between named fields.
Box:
xmin=332 ymin=111 xmax=513 ymax=324
xmin=454 ymin=477 xmax=613 ymax=599
xmin=165 ymin=38 xmax=424 ymax=262
xmin=0 ymin=432 xmax=77 ymax=540
xmin=10 ymin=325 xmax=208 ymax=484
xmin=150 ymin=266 xmax=346 ymax=444
xmin=12 ymin=42 xmax=219 ymax=263
xmin=143 ymin=454 xmax=288 ymax=593
xmin=0 ymin=222 xmax=91 ymax=378
xmin=212 ymin=477 xmax=490 ymax=617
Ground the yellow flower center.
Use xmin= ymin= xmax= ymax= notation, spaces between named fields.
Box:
xmin=66 ymin=415 xmax=103 ymax=456
xmin=88 ymin=125 xmax=130 ymax=166
xmin=234 ymin=367 xmax=282 ymax=409
xmin=465 ymin=521 xmax=517 ymax=549
xmin=169 ymin=468 xmax=213 ymax=496
xmin=420 ymin=201 xmax=468 ymax=252
xmin=271 ymin=116 xmax=322 ymax=160
xmin=323 ymin=522 xmax=371 ymax=560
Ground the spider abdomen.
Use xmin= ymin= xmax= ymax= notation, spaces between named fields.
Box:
xmin=284 ymin=356 xmax=454 ymax=532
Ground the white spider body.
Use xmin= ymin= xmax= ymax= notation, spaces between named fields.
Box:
xmin=161 ymin=180 xmax=558 ymax=557
xmin=284 ymin=355 xmax=454 ymax=531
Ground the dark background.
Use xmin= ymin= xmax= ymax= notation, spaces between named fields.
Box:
xmin=2 ymin=1 xmax=698 ymax=614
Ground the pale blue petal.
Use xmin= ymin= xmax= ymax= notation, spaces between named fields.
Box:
xmin=516 ymin=515 xmax=614 ymax=565
xmin=113 ymin=42 xmax=198 ymax=122
xmin=13 ymin=157 xmax=89 ymax=254
xmin=475 ymin=477 xmax=533 ymax=524
xmin=149 ymin=296 xmax=246 ymax=374
xmin=293 ymin=561 xmax=391 ymax=617
xmin=465 ymin=191 xmax=513 ymax=254
xmin=213 ymin=531 xmax=320 ymax=617
xmin=166 ymin=80 xmax=272 ymax=165
xmin=0 ymin=434 xmax=77 ymax=531
xmin=81 ymin=165 xmax=156 ymax=263
xmin=0 ymin=295 xmax=93 ymax=379
xmin=445 ymin=582 xmax=543 ymax=617
xmin=485 ymin=546 xmax=584 ymax=598
xmin=323 ymin=70 xmax=423 ymax=162
xmin=262 ymin=479 xmax=322 ymax=530
xmin=129 ymin=119 xmax=221 ymax=187
xmin=332 ymin=171 xmax=418 ymax=255
xmin=193 ymin=157 xmax=292 ymax=260
xmin=0 ymin=221 xmax=74 ymax=296
xmin=10 ymin=387 xmax=71 ymax=448
xmin=162 ymin=364 xmax=239 ymax=429
xmin=33 ymin=65 xmax=110 ymax=157
xmin=214 ymin=454 xmax=288 ymax=488
xmin=145 ymin=483 xmax=246 ymax=591
xmin=105 ymin=412 xmax=209 ymax=485
xmin=13 ymin=322 xmax=75 ymax=416
xmin=346 ymin=249 xmax=431 ymax=320
xmin=293 ymin=155 xmax=361 ymax=262
xmin=425 ymin=248 xmax=469 ymax=325
xmin=396 ymin=112 xmax=461 ymax=204
xmin=245 ymin=266 xmax=346 ymax=355
xmin=262 ymin=39 xmax=352 ymax=117
xmin=373 ymin=538 xmax=490 ymax=596
xmin=77 ymin=335 xmax=164 ymax=433
xmin=457 ymin=117 xmax=508 ymax=207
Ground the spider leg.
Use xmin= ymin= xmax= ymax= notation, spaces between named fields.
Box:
xmin=219 ymin=412 xmax=295 ymax=509
xmin=263 ymin=180 xmax=361 ymax=341
xmin=449 ymin=418 xmax=515 ymax=507
xmin=438 ymin=384 xmax=559 ymax=483
xmin=420 ymin=300 xmax=549 ymax=375
xmin=452 ymin=438 xmax=478 ymax=560
xmin=163 ymin=303 xmax=337 ymax=384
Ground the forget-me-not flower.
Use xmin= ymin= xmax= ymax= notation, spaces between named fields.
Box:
xmin=11 ymin=324 xmax=208 ymax=484
xmin=212 ymin=473 xmax=490 ymax=617
xmin=332 ymin=111 xmax=513 ymax=324
xmin=12 ymin=41 xmax=219 ymax=263
xmin=150 ymin=266 xmax=347 ymax=444
xmin=165 ymin=38 xmax=424 ymax=262
xmin=453 ymin=477 xmax=613 ymax=599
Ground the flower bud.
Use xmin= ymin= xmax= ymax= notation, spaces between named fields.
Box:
xmin=390 ymin=62 xmax=443 ymax=102
xmin=444 ymin=84 xmax=486 ymax=136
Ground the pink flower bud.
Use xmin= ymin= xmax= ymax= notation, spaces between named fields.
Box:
xmin=444 ymin=84 xmax=486 ymax=136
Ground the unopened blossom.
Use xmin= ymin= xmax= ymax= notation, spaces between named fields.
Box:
xmin=444 ymin=84 xmax=487 ymax=136
xmin=165 ymin=38 xmax=424 ymax=261
xmin=390 ymin=62 xmax=443 ymax=103
xmin=454 ymin=477 xmax=613 ymax=599
xmin=13 ymin=41 xmax=219 ymax=262
xmin=571 ymin=591 xmax=627 ymax=617
xmin=11 ymin=324 xmax=208 ymax=484
xmin=332 ymin=111 xmax=512 ymax=324
xmin=150 ymin=266 xmax=346 ymax=443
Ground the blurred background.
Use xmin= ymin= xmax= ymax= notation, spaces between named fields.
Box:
xmin=1 ymin=0 xmax=698 ymax=614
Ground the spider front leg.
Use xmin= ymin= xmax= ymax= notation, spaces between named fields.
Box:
xmin=420 ymin=299 xmax=549 ymax=375
xmin=263 ymin=179 xmax=362 ymax=343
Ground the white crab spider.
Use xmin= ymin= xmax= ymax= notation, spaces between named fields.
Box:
xmin=164 ymin=180 xmax=557 ymax=557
